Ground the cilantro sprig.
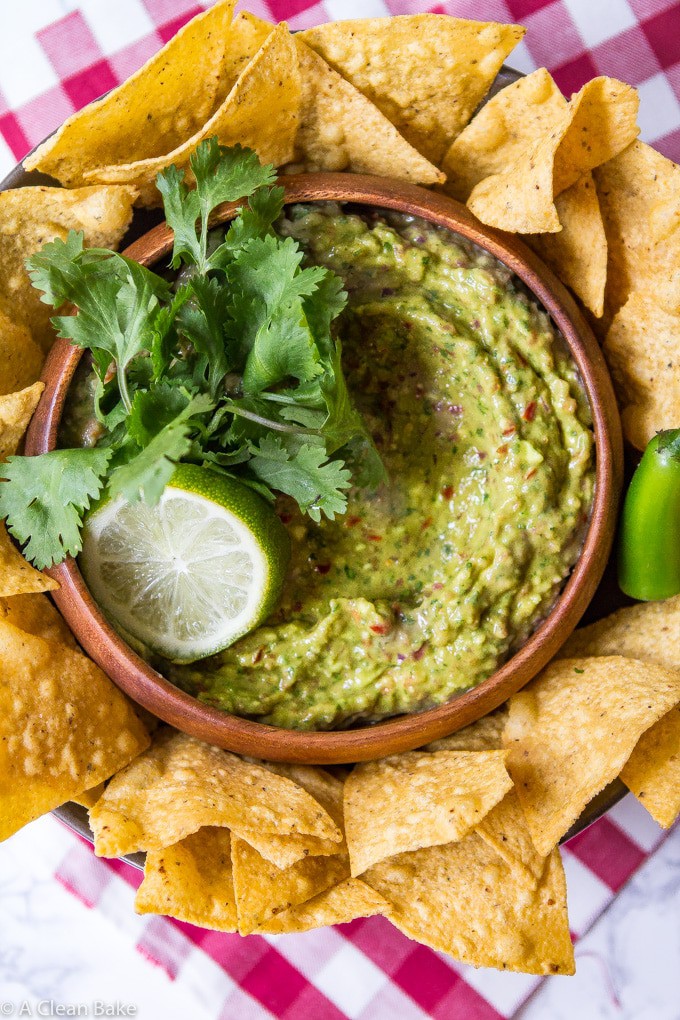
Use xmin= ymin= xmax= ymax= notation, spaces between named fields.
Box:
xmin=0 ymin=138 xmax=385 ymax=568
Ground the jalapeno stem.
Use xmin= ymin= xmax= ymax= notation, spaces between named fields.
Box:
xmin=618 ymin=429 xmax=680 ymax=601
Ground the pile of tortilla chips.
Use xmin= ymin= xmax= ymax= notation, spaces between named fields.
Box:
xmin=71 ymin=613 xmax=680 ymax=973
xmin=1 ymin=5 xmax=680 ymax=977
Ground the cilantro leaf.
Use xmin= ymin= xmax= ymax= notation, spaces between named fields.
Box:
xmin=248 ymin=435 xmax=351 ymax=522
xmin=242 ymin=305 xmax=322 ymax=394
xmin=176 ymin=276 xmax=232 ymax=398
xmin=157 ymin=139 xmax=275 ymax=273
xmin=127 ymin=385 xmax=193 ymax=447
xmin=0 ymin=448 xmax=112 ymax=568
xmin=109 ymin=394 xmax=213 ymax=505
xmin=209 ymin=186 xmax=285 ymax=270
xmin=227 ymin=235 xmax=327 ymax=318
xmin=26 ymin=232 xmax=110 ymax=308
xmin=29 ymin=239 xmax=172 ymax=413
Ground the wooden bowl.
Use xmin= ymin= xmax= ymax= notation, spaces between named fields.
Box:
xmin=26 ymin=173 xmax=623 ymax=764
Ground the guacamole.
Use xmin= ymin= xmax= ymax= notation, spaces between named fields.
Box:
xmin=167 ymin=204 xmax=595 ymax=729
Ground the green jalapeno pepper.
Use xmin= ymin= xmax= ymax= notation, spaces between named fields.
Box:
xmin=618 ymin=429 xmax=680 ymax=601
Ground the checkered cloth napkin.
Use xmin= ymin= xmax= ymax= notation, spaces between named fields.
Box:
xmin=2 ymin=1 xmax=679 ymax=1017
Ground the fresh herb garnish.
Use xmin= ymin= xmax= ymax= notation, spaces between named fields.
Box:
xmin=0 ymin=138 xmax=385 ymax=568
xmin=0 ymin=448 xmax=112 ymax=568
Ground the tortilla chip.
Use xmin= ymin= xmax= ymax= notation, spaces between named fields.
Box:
xmin=89 ymin=729 xmax=341 ymax=857
xmin=476 ymin=790 xmax=548 ymax=887
xmin=0 ymin=311 xmax=44 ymax=395
xmin=24 ymin=1 xmax=237 ymax=186
xmin=0 ymin=525 xmax=57 ymax=596
xmin=365 ymin=833 xmax=574 ymax=974
xmin=0 ymin=593 xmax=74 ymax=645
xmin=601 ymin=291 xmax=680 ymax=449
xmin=0 ymin=187 xmax=136 ymax=349
xmin=344 ymin=750 xmax=512 ymax=876
xmin=594 ymin=141 xmax=680 ymax=328
xmin=135 ymin=826 xmax=237 ymax=930
xmin=620 ymin=707 xmax=680 ymax=828
xmin=468 ymin=77 xmax=639 ymax=233
xmin=528 ymin=175 xmax=608 ymax=317
xmin=236 ymin=761 xmax=346 ymax=868
xmin=0 ymin=383 xmax=58 ymax=595
xmin=503 ymin=656 xmax=680 ymax=855
xmin=300 ymin=16 xmax=524 ymax=166
xmin=288 ymin=40 xmax=443 ymax=185
xmin=0 ymin=381 xmax=43 ymax=462
xmin=256 ymin=878 xmax=388 ymax=934
xmin=0 ymin=619 xmax=150 ymax=841
xmin=231 ymin=833 xmax=349 ymax=934
xmin=424 ymin=708 xmax=507 ymax=752
xmin=84 ymin=23 xmax=300 ymax=205
xmin=73 ymin=782 xmax=106 ymax=810
xmin=560 ymin=595 xmax=680 ymax=668
xmin=442 ymin=68 xmax=567 ymax=201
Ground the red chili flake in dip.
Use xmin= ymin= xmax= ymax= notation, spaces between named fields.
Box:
xmin=523 ymin=401 xmax=537 ymax=421
xmin=441 ymin=485 xmax=454 ymax=500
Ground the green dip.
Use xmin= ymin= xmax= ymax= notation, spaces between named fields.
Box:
xmin=171 ymin=203 xmax=595 ymax=729
xmin=63 ymin=203 xmax=595 ymax=731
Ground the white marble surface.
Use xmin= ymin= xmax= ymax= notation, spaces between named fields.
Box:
xmin=0 ymin=808 xmax=678 ymax=1019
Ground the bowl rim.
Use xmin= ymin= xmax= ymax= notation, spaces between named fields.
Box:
xmin=25 ymin=171 xmax=624 ymax=764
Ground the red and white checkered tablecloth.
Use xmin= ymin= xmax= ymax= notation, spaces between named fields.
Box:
xmin=1 ymin=2 xmax=679 ymax=1017
xmin=1 ymin=0 xmax=679 ymax=174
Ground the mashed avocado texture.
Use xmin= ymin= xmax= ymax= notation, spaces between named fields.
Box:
xmin=170 ymin=204 xmax=595 ymax=729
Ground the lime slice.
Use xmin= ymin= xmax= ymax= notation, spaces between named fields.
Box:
xmin=79 ymin=464 xmax=290 ymax=663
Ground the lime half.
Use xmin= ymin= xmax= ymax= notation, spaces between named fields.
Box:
xmin=80 ymin=464 xmax=290 ymax=663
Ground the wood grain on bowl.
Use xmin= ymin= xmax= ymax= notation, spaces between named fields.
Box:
xmin=25 ymin=174 xmax=623 ymax=764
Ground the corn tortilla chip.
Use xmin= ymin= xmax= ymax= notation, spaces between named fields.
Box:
xmin=344 ymin=750 xmax=512 ymax=876
xmin=289 ymin=40 xmax=443 ymax=185
xmin=0 ymin=525 xmax=57 ymax=596
xmin=528 ymin=175 xmax=608 ymax=317
xmin=476 ymin=790 xmax=549 ymax=888
xmin=602 ymin=291 xmax=680 ymax=449
xmin=236 ymin=761 xmax=346 ymax=868
xmin=503 ymin=656 xmax=680 ymax=855
xmin=84 ymin=24 xmax=301 ymax=206
xmin=424 ymin=708 xmax=507 ymax=752
xmin=231 ymin=834 xmax=349 ymax=934
xmin=256 ymin=878 xmax=388 ymax=934
xmin=559 ymin=595 xmax=680 ymax=668
xmin=89 ymin=729 xmax=341 ymax=857
xmin=0 ymin=593 xmax=74 ymax=645
xmin=0 ymin=311 xmax=44 ymax=395
xmin=24 ymin=1 xmax=237 ymax=186
xmin=0 ymin=186 xmax=136 ymax=349
xmin=559 ymin=600 xmax=680 ymax=829
xmin=594 ymin=141 xmax=680 ymax=328
xmin=73 ymin=782 xmax=106 ymax=810
xmin=620 ymin=707 xmax=680 ymax=828
xmin=301 ymin=16 xmax=524 ymax=166
xmin=0 ymin=381 xmax=43 ymax=462
xmin=442 ymin=68 xmax=567 ymax=202
xmin=468 ymin=77 xmax=638 ymax=233
xmin=0 ymin=619 xmax=150 ymax=841
xmin=135 ymin=826 xmax=237 ymax=931
xmin=365 ymin=834 xmax=574 ymax=974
